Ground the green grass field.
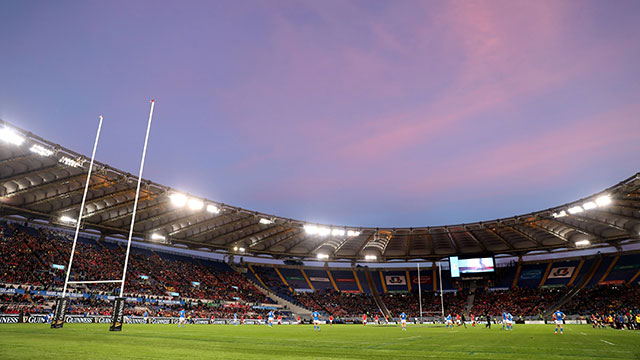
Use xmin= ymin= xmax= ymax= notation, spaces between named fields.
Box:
xmin=1 ymin=324 xmax=639 ymax=359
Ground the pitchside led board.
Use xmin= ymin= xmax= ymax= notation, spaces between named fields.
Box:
xmin=449 ymin=256 xmax=495 ymax=278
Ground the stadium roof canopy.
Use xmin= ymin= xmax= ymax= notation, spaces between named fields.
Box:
xmin=1 ymin=120 xmax=639 ymax=262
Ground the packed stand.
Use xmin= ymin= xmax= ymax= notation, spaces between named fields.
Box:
xmin=293 ymin=289 xmax=379 ymax=317
xmin=382 ymin=290 xmax=468 ymax=318
xmin=564 ymin=284 xmax=640 ymax=316
xmin=472 ymin=287 xmax=565 ymax=318
xmin=0 ymin=221 xmax=274 ymax=317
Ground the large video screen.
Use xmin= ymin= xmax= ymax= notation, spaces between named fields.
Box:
xmin=449 ymin=256 xmax=495 ymax=277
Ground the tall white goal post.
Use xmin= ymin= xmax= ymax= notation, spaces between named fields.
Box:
xmin=51 ymin=100 xmax=156 ymax=331
xmin=416 ymin=261 xmax=445 ymax=324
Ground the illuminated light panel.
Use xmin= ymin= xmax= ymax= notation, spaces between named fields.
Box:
xmin=59 ymin=215 xmax=77 ymax=224
xmin=595 ymin=195 xmax=611 ymax=207
xmin=233 ymin=246 xmax=238 ymax=251
xmin=582 ymin=201 xmax=596 ymax=210
xmin=238 ymin=247 xmax=245 ymax=252
xmin=259 ymin=218 xmax=273 ymax=225
xmin=59 ymin=156 xmax=81 ymax=167
xmin=307 ymin=225 xmax=359 ymax=237
xmin=151 ymin=233 xmax=166 ymax=241
xmin=0 ymin=127 xmax=25 ymax=145
xmin=575 ymin=239 xmax=590 ymax=247
xmin=169 ymin=193 xmax=188 ymax=207
xmin=304 ymin=225 xmax=318 ymax=235
xmin=331 ymin=229 xmax=345 ymax=236
xmin=552 ymin=211 xmax=567 ymax=218
xmin=30 ymin=144 xmax=54 ymax=157
xmin=364 ymin=255 xmax=377 ymax=261
xmin=187 ymin=198 xmax=204 ymax=211
xmin=206 ymin=204 xmax=220 ymax=214
xmin=317 ymin=253 xmax=329 ymax=260
xmin=567 ymin=206 xmax=583 ymax=214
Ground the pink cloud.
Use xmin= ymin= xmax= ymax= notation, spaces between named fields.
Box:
xmin=214 ymin=1 xmax=640 ymax=210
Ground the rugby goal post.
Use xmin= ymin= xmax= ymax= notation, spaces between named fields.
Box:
xmin=51 ymin=100 xmax=156 ymax=331
xmin=415 ymin=262 xmax=445 ymax=324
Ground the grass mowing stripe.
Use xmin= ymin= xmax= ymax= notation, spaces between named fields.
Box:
xmin=1 ymin=324 xmax=639 ymax=360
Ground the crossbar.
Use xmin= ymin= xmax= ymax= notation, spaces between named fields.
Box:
xmin=66 ymin=280 xmax=123 ymax=284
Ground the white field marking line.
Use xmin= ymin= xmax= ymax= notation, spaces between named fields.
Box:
xmin=400 ymin=336 xmax=421 ymax=340
xmin=600 ymin=339 xmax=615 ymax=346
xmin=580 ymin=332 xmax=587 ymax=335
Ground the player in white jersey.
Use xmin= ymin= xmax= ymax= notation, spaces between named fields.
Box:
xmin=553 ymin=310 xmax=565 ymax=334
xmin=501 ymin=311 xmax=507 ymax=330
xmin=400 ymin=312 xmax=407 ymax=331
xmin=178 ymin=309 xmax=186 ymax=328
xmin=233 ymin=312 xmax=238 ymax=326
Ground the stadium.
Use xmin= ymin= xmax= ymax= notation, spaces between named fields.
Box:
xmin=2 ymin=1 xmax=640 ymax=359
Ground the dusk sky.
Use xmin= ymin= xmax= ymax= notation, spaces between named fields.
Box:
xmin=1 ymin=0 xmax=639 ymax=228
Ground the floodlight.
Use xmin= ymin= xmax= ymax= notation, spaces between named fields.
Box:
xmin=259 ymin=218 xmax=273 ymax=225
xmin=238 ymin=247 xmax=245 ymax=252
xmin=595 ymin=195 xmax=611 ymax=207
xmin=0 ymin=127 xmax=25 ymax=146
xmin=347 ymin=230 xmax=361 ymax=237
xmin=58 ymin=156 xmax=81 ymax=167
xmin=317 ymin=253 xmax=329 ymax=260
xmin=169 ymin=193 xmax=188 ymax=207
xmin=317 ymin=227 xmax=331 ymax=236
xmin=206 ymin=204 xmax=220 ymax=214
xmin=575 ymin=239 xmax=590 ymax=247
xmin=365 ymin=255 xmax=377 ymax=261
xmin=151 ymin=233 xmax=166 ymax=241
xmin=187 ymin=198 xmax=204 ymax=211
xmin=567 ymin=206 xmax=583 ymax=214
xmin=331 ymin=229 xmax=345 ymax=236
xmin=582 ymin=202 xmax=596 ymax=210
xmin=233 ymin=246 xmax=238 ymax=251
xmin=59 ymin=215 xmax=77 ymax=224
xmin=30 ymin=144 xmax=53 ymax=157
xmin=552 ymin=211 xmax=567 ymax=218
xmin=304 ymin=225 xmax=318 ymax=235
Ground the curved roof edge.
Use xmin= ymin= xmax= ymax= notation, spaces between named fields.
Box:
xmin=1 ymin=119 xmax=639 ymax=261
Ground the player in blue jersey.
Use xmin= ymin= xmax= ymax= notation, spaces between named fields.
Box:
xmin=553 ymin=309 xmax=565 ymax=334
xmin=178 ymin=309 xmax=186 ymax=328
xmin=268 ymin=311 xmax=274 ymax=327
xmin=445 ymin=313 xmax=453 ymax=329
xmin=502 ymin=311 xmax=507 ymax=330
xmin=312 ymin=311 xmax=321 ymax=331
xmin=400 ymin=312 xmax=407 ymax=331
xmin=233 ymin=312 xmax=238 ymax=326
xmin=143 ymin=311 xmax=148 ymax=324
xmin=506 ymin=312 xmax=513 ymax=330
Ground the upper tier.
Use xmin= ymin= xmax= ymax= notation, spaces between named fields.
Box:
xmin=1 ymin=120 xmax=639 ymax=261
